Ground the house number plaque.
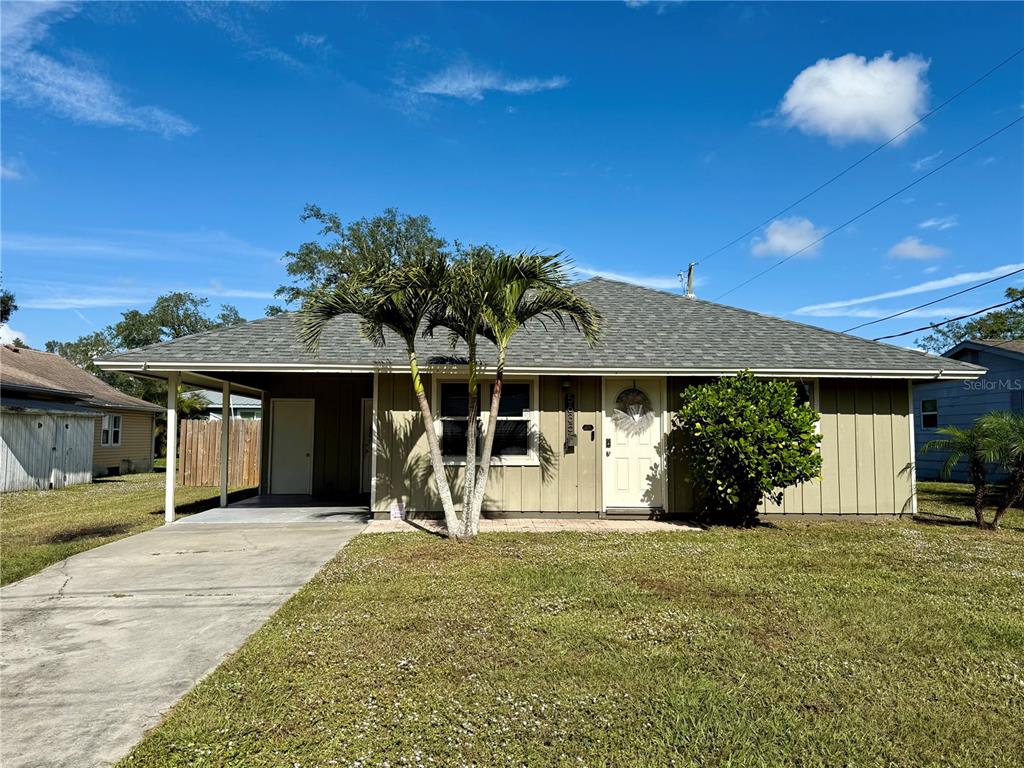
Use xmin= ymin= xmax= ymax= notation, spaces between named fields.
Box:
xmin=564 ymin=391 xmax=576 ymax=452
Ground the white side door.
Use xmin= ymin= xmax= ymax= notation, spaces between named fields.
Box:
xmin=602 ymin=377 xmax=666 ymax=510
xmin=270 ymin=399 xmax=315 ymax=495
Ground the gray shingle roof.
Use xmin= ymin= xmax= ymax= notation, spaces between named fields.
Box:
xmin=97 ymin=278 xmax=983 ymax=377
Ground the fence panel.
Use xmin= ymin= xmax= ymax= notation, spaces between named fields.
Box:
xmin=177 ymin=419 xmax=261 ymax=488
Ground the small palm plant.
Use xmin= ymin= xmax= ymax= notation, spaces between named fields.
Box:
xmin=922 ymin=424 xmax=990 ymax=527
xmin=430 ymin=250 xmax=601 ymax=537
xmin=979 ymin=411 xmax=1024 ymax=530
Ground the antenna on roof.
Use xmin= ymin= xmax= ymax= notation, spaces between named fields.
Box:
xmin=678 ymin=262 xmax=697 ymax=299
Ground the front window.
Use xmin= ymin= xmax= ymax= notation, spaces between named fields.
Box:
xmin=435 ymin=378 xmax=536 ymax=464
xmin=491 ymin=382 xmax=531 ymax=457
xmin=921 ymin=399 xmax=938 ymax=429
xmin=101 ymin=414 xmax=122 ymax=447
xmin=439 ymin=382 xmax=480 ymax=457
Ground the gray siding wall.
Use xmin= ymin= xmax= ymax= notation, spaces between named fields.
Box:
xmin=1 ymin=412 xmax=95 ymax=492
xmin=914 ymin=348 xmax=1023 ymax=481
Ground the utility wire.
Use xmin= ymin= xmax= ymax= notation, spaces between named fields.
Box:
xmin=872 ymin=297 xmax=1024 ymax=341
xmin=697 ymin=46 xmax=1024 ymax=266
xmin=841 ymin=266 xmax=1024 ymax=333
xmin=713 ymin=115 xmax=1024 ymax=301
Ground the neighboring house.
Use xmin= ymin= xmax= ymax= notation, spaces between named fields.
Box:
xmin=1 ymin=345 xmax=162 ymax=489
xmin=914 ymin=339 xmax=1024 ymax=482
xmin=192 ymin=389 xmax=262 ymax=420
xmin=96 ymin=278 xmax=984 ymax=518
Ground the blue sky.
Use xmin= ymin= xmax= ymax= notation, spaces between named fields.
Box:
xmin=2 ymin=1 xmax=1022 ymax=351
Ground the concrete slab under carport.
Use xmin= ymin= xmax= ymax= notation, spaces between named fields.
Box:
xmin=179 ymin=494 xmax=369 ymax=524
xmin=0 ymin=513 xmax=365 ymax=768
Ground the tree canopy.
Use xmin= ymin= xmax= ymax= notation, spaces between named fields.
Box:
xmin=918 ymin=287 xmax=1024 ymax=353
xmin=46 ymin=292 xmax=245 ymax=403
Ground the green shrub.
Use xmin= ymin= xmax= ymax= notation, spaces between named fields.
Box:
xmin=675 ymin=371 xmax=822 ymax=525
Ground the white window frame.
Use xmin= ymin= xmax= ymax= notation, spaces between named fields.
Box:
xmin=101 ymin=413 xmax=122 ymax=447
xmin=432 ymin=374 xmax=539 ymax=467
xmin=921 ymin=398 xmax=939 ymax=429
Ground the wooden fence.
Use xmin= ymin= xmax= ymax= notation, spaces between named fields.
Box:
xmin=177 ymin=419 xmax=261 ymax=488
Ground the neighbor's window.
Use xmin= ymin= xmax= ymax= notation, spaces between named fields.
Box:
xmin=921 ymin=399 xmax=939 ymax=429
xmin=101 ymin=414 xmax=122 ymax=447
xmin=490 ymin=382 xmax=531 ymax=457
xmin=439 ymin=382 xmax=481 ymax=457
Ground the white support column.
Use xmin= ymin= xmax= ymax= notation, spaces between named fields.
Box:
xmin=220 ymin=381 xmax=230 ymax=507
xmin=164 ymin=371 xmax=180 ymax=524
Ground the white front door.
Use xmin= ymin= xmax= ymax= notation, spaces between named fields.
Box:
xmin=602 ymin=377 xmax=666 ymax=510
xmin=270 ymin=399 xmax=315 ymax=495
xmin=360 ymin=397 xmax=373 ymax=493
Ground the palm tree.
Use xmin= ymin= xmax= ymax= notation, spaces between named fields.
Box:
xmin=922 ymin=424 xmax=990 ymax=527
xmin=298 ymin=212 xmax=461 ymax=535
xmin=432 ymin=250 xmax=601 ymax=537
xmin=979 ymin=411 xmax=1024 ymax=530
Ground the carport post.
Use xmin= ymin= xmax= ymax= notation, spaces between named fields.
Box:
xmin=165 ymin=371 xmax=179 ymax=523
xmin=219 ymin=382 xmax=230 ymax=507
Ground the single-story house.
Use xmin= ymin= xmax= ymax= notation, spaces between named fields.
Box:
xmin=94 ymin=278 xmax=984 ymax=520
xmin=914 ymin=338 xmax=1024 ymax=482
xmin=192 ymin=389 xmax=263 ymax=420
xmin=1 ymin=345 xmax=162 ymax=490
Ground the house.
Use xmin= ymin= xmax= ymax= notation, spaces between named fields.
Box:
xmin=94 ymin=278 xmax=984 ymax=520
xmin=192 ymin=389 xmax=262 ymax=420
xmin=914 ymin=339 xmax=1024 ymax=482
xmin=1 ymin=345 xmax=162 ymax=490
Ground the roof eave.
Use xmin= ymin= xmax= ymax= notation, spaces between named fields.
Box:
xmin=95 ymin=359 xmax=985 ymax=381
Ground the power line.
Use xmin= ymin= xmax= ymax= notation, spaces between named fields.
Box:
xmin=841 ymin=267 xmax=1024 ymax=333
xmin=697 ymin=46 xmax=1024 ymax=266
xmin=713 ymin=114 xmax=1024 ymax=301
xmin=872 ymin=297 xmax=1024 ymax=341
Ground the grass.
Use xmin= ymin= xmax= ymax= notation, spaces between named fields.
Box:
xmin=121 ymin=482 xmax=1023 ymax=767
xmin=0 ymin=472 xmax=255 ymax=585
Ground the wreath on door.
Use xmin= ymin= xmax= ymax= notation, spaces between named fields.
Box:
xmin=612 ymin=387 xmax=654 ymax=437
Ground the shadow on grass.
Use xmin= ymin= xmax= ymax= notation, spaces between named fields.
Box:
xmin=46 ymin=523 xmax=134 ymax=544
xmin=912 ymin=513 xmax=979 ymax=528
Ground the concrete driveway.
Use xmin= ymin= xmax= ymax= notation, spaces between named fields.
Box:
xmin=0 ymin=510 xmax=366 ymax=768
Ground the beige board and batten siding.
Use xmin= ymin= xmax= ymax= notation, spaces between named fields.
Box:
xmin=92 ymin=410 xmax=155 ymax=475
xmin=253 ymin=373 xmax=372 ymax=499
xmin=667 ymin=377 xmax=914 ymax=515
xmin=373 ymin=373 xmax=603 ymax=516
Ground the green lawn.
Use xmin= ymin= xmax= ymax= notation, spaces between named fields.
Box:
xmin=121 ymin=482 xmax=1023 ymax=767
xmin=0 ymin=472 xmax=255 ymax=585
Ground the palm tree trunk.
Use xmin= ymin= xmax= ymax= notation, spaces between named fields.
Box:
xmin=469 ymin=346 xmax=507 ymax=532
xmin=407 ymin=347 xmax=460 ymax=537
xmin=990 ymin=476 xmax=1023 ymax=530
xmin=973 ymin=481 xmax=987 ymax=527
xmin=462 ymin=339 xmax=479 ymax=539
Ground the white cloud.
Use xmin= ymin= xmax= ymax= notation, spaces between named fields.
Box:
xmin=923 ymin=265 xmax=941 ymax=274
xmin=800 ymin=305 xmax=974 ymax=319
xmin=0 ymin=324 xmax=28 ymax=345
xmin=777 ymin=52 xmax=929 ymax=144
xmin=1 ymin=163 xmax=22 ymax=180
xmin=888 ymin=235 xmax=947 ymax=260
xmin=918 ymin=215 xmax=958 ymax=231
xmin=751 ymin=217 xmax=825 ymax=257
xmin=2 ymin=228 xmax=279 ymax=262
xmin=415 ymin=63 xmax=568 ymax=101
xmin=911 ymin=151 xmax=942 ymax=172
xmin=295 ymin=33 xmax=327 ymax=50
xmin=573 ymin=266 xmax=691 ymax=291
xmin=19 ymin=295 xmax=152 ymax=310
xmin=1 ymin=2 xmax=195 ymax=137
xmin=794 ymin=263 xmax=1024 ymax=316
